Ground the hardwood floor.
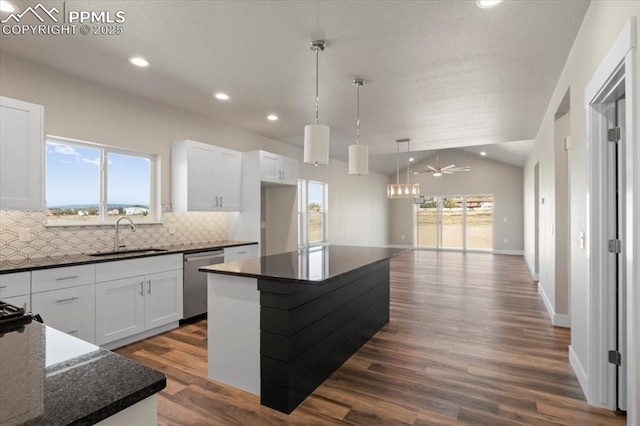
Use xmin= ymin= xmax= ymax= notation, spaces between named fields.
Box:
xmin=116 ymin=250 xmax=626 ymax=425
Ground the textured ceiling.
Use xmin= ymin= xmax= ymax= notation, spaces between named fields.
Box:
xmin=0 ymin=0 xmax=589 ymax=175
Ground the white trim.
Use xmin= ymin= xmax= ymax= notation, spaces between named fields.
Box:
xmin=524 ymin=254 xmax=538 ymax=280
xmin=538 ymin=282 xmax=571 ymax=328
xmin=101 ymin=322 xmax=179 ymax=350
xmin=584 ymin=19 xmax=636 ymax=104
xmin=386 ymin=244 xmax=413 ymax=249
xmin=492 ymin=249 xmax=525 ymax=256
xmin=584 ymin=17 xmax=637 ymax=420
xmin=554 ymin=314 xmax=571 ymax=328
xmin=569 ymin=345 xmax=589 ymax=397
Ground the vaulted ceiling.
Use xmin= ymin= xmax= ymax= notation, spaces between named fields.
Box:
xmin=0 ymin=0 xmax=589 ymax=174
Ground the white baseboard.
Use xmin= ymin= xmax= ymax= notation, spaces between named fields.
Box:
xmin=569 ymin=345 xmax=589 ymax=400
xmin=386 ymin=244 xmax=413 ymax=249
xmin=524 ymin=254 xmax=539 ymax=281
xmin=537 ymin=283 xmax=570 ymax=328
xmin=553 ymin=314 xmax=571 ymax=328
xmin=102 ymin=322 xmax=179 ymax=350
xmin=493 ymin=249 xmax=525 ymax=255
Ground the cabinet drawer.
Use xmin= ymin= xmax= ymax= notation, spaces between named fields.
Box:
xmin=32 ymin=265 xmax=95 ymax=293
xmin=2 ymin=294 xmax=30 ymax=313
xmin=0 ymin=271 xmax=30 ymax=298
xmin=95 ymin=254 xmax=182 ymax=283
xmin=224 ymin=244 xmax=258 ymax=262
xmin=50 ymin=315 xmax=96 ymax=344
xmin=32 ymin=284 xmax=95 ymax=325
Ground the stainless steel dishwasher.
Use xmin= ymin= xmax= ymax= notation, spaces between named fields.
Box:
xmin=183 ymin=250 xmax=225 ymax=320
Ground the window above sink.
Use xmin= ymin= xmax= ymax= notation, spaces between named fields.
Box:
xmin=45 ymin=136 xmax=160 ymax=226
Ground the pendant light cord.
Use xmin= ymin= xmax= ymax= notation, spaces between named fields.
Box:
xmin=315 ymin=48 xmax=319 ymax=125
xmin=356 ymin=84 xmax=360 ymax=144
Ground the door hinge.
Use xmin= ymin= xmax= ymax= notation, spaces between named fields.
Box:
xmin=608 ymin=350 xmax=622 ymax=366
xmin=608 ymin=127 xmax=621 ymax=142
xmin=608 ymin=239 xmax=622 ymax=253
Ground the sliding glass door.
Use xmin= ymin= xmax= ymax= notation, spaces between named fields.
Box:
xmin=416 ymin=194 xmax=493 ymax=250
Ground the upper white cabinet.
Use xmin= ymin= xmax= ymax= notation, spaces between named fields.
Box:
xmin=258 ymin=151 xmax=298 ymax=186
xmin=171 ymin=139 xmax=242 ymax=212
xmin=0 ymin=97 xmax=44 ymax=210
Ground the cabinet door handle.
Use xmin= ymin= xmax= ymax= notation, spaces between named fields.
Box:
xmin=68 ymin=329 xmax=79 ymax=335
xmin=147 ymin=280 xmax=152 ymax=294
xmin=139 ymin=281 xmax=144 ymax=296
xmin=237 ymin=251 xmax=248 ymax=255
xmin=219 ymin=196 xmax=223 ymax=207
xmin=56 ymin=296 xmax=79 ymax=303
xmin=56 ymin=276 xmax=79 ymax=281
xmin=0 ymin=285 xmax=7 ymax=289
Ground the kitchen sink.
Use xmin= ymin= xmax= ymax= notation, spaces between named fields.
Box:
xmin=88 ymin=248 xmax=168 ymax=257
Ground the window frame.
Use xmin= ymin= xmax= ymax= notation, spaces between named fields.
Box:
xmin=45 ymin=135 xmax=160 ymax=226
xmin=297 ymin=179 xmax=328 ymax=247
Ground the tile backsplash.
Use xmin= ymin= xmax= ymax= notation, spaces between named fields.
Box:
xmin=0 ymin=206 xmax=228 ymax=263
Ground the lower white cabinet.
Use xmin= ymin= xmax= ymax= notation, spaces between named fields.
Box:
xmin=224 ymin=244 xmax=259 ymax=263
xmin=32 ymin=284 xmax=96 ymax=344
xmin=95 ymin=255 xmax=183 ymax=346
xmin=95 ymin=277 xmax=145 ymax=345
xmin=31 ymin=264 xmax=97 ymax=344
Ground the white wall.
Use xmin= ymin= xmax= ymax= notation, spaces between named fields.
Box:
xmin=0 ymin=52 xmax=389 ymax=248
xmin=388 ymin=149 xmax=524 ymax=253
xmin=523 ymin=0 xmax=640 ymax=416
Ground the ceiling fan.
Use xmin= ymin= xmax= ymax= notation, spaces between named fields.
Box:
xmin=411 ymin=154 xmax=470 ymax=177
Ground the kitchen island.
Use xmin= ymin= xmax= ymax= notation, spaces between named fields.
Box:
xmin=200 ymin=245 xmax=405 ymax=414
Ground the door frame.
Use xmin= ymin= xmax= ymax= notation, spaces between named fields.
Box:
xmin=584 ymin=17 xmax=637 ymax=422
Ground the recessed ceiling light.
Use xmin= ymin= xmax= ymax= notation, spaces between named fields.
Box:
xmin=409 ymin=157 xmax=415 ymax=162
xmin=0 ymin=1 xmax=15 ymax=13
xmin=129 ymin=56 xmax=150 ymax=68
xmin=476 ymin=0 xmax=503 ymax=8
xmin=215 ymin=92 xmax=230 ymax=101
xmin=267 ymin=114 xmax=279 ymax=121
xmin=480 ymin=151 xmax=487 ymax=156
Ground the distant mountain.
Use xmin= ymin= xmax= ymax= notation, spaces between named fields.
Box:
xmin=48 ymin=203 xmax=149 ymax=209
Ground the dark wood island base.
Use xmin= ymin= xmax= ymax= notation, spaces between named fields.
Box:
xmin=259 ymin=259 xmax=391 ymax=413
xmin=201 ymin=245 xmax=405 ymax=415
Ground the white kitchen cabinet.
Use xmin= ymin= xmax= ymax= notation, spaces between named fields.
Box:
xmin=30 ymin=264 xmax=96 ymax=343
xmin=31 ymin=265 xmax=97 ymax=344
xmin=0 ymin=96 xmax=44 ymax=210
xmin=258 ymin=151 xmax=298 ymax=186
xmin=224 ymin=244 xmax=259 ymax=263
xmin=0 ymin=271 xmax=30 ymax=300
xmin=144 ymin=270 xmax=183 ymax=330
xmin=31 ymin=264 xmax=95 ymax=293
xmin=95 ymin=276 xmax=146 ymax=345
xmin=95 ymin=254 xmax=183 ymax=346
xmin=171 ymin=139 xmax=242 ymax=211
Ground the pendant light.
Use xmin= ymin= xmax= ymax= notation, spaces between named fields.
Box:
xmin=349 ymin=79 xmax=368 ymax=175
xmin=387 ymin=138 xmax=420 ymax=199
xmin=304 ymin=40 xmax=329 ymax=166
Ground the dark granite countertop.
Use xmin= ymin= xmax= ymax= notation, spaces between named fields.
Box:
xmin=200 ymin=245 xmax=406 ymax=284
xmin=0 ymin=240 xmax=257 ymax=274
xmin=0 ymin=320 xmax=165 ymax=425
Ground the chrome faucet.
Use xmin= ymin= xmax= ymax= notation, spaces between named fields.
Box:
xmin=114 ymin=216 xmax=136 ymax=252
